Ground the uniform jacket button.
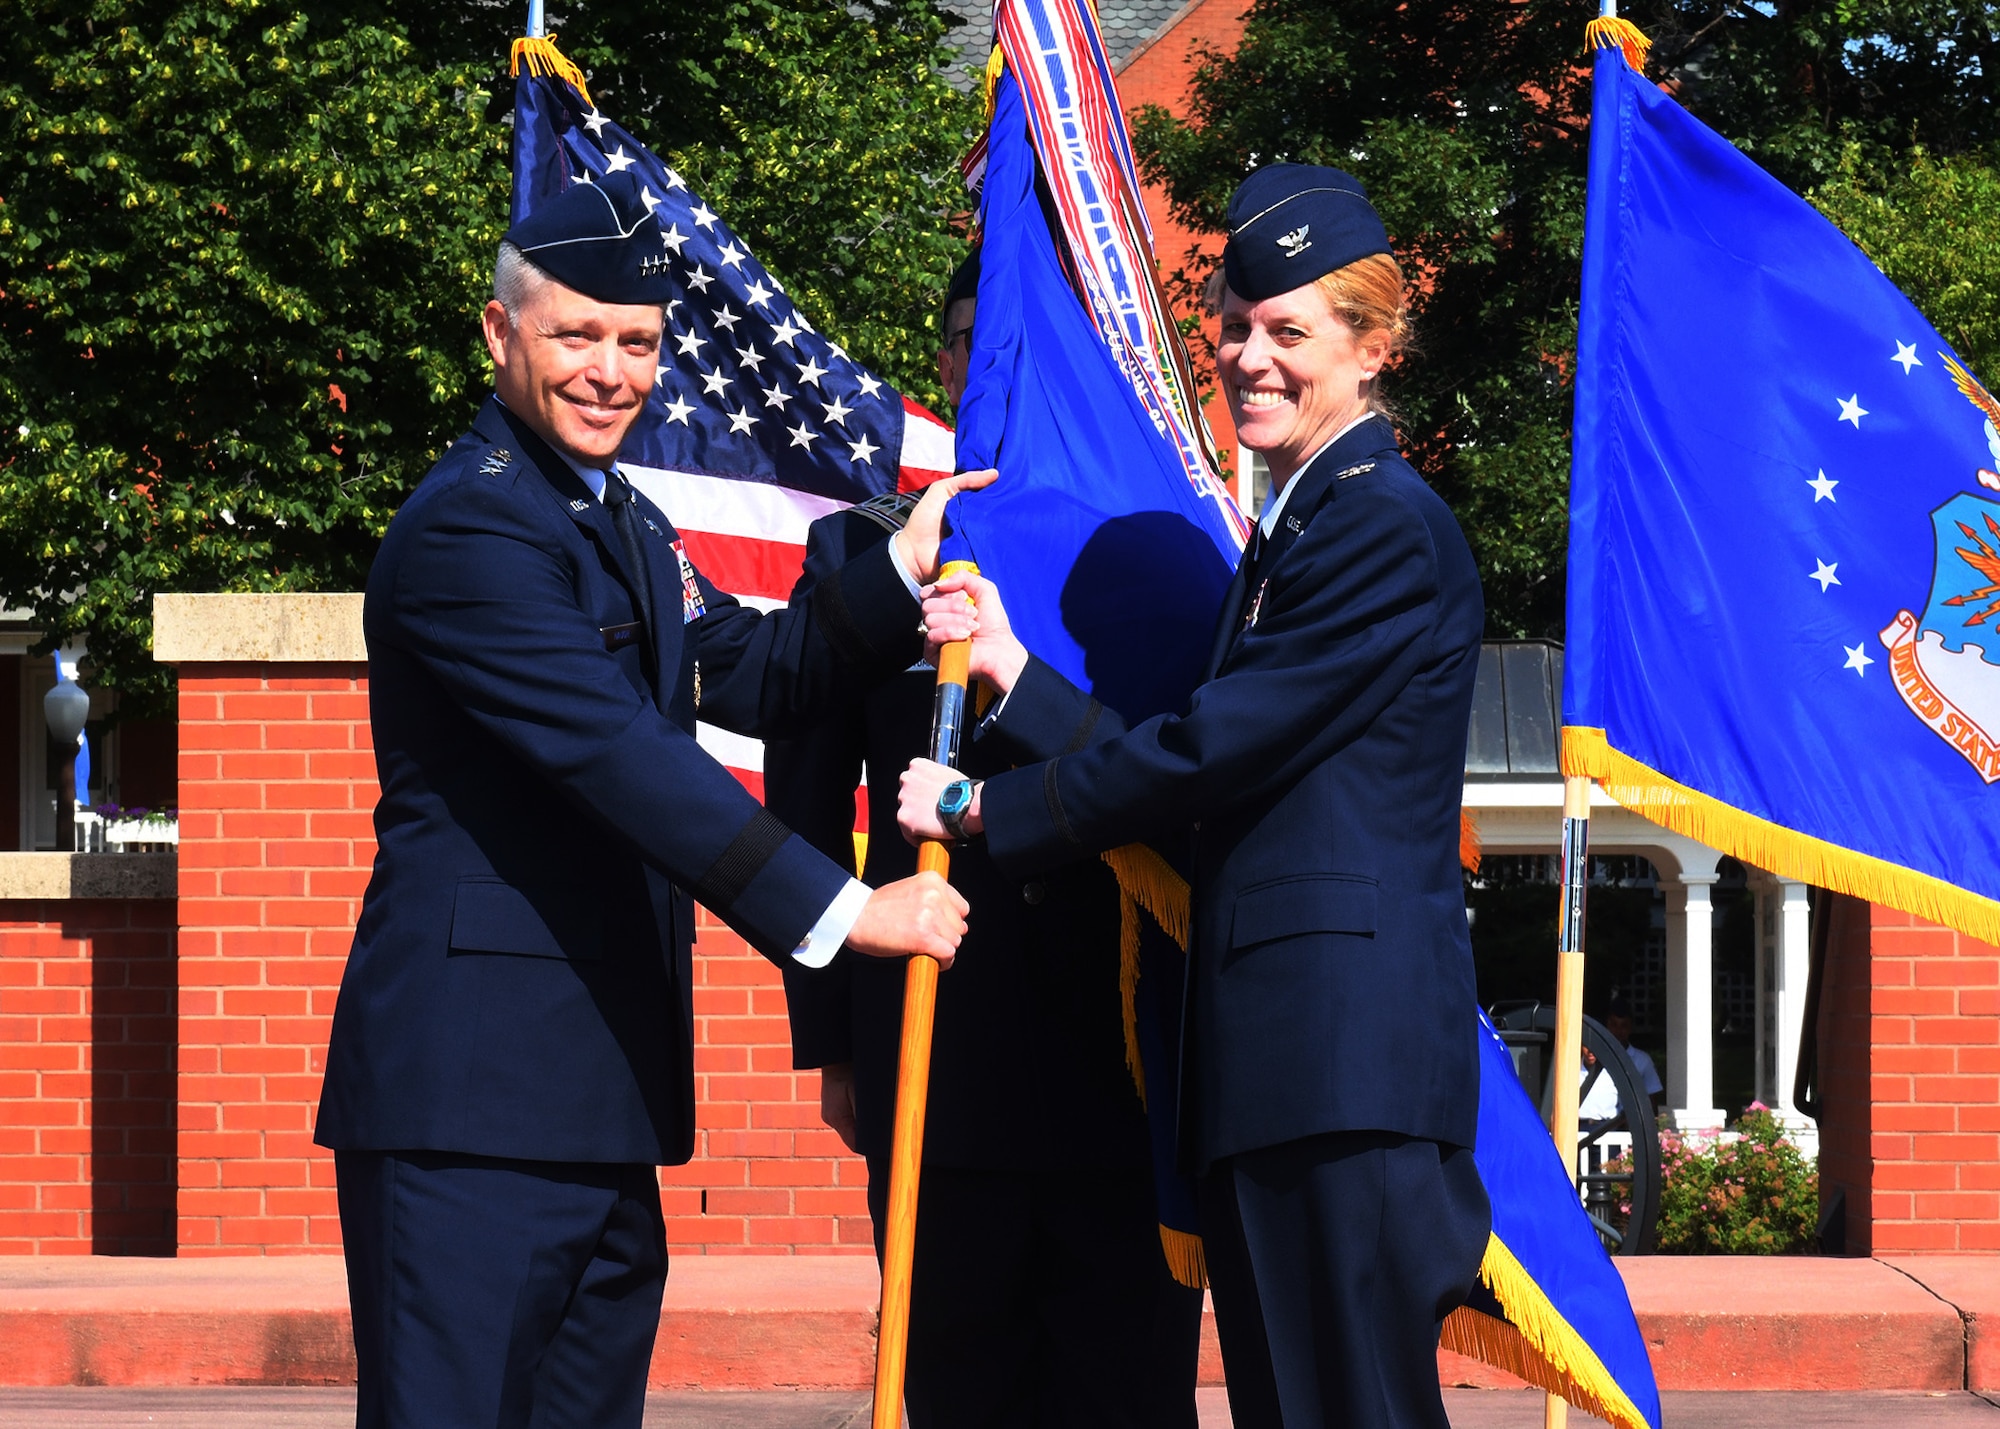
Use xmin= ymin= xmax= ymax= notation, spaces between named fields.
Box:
xmin=1021 ymin=880 xmax=1045 ymax=905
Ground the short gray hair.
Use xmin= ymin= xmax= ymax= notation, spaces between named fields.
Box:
xmin=493 ymin=242 xmax=552 ymax=322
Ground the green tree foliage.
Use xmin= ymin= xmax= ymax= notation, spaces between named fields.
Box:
xmin=1132 ymin=0 xmax=2000 ymax=640
xmin=0 ymin=1 xmax=976 ymax=707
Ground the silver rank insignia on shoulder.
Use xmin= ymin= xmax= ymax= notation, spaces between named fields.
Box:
xmin=1334 ymin=461 xmax=1376 ymax=480
xmin=645 ymin=517 xmax=662 ymax=535
xmin=1277 ymin=225 xmax=1312 ymax=258
xmin=477 ymin=448 xmax=512 ymax=477
xmin=569 ymin=498 xmax=591 ymax=513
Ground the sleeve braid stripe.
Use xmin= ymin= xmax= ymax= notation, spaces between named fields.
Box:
xmin=1063 ymin=699 xmax=1103 ymax=755
xmin=1043 ymin=758 xmax=1082 ymax=850
xmin=696 ymin=807 xmax=793 ymax=912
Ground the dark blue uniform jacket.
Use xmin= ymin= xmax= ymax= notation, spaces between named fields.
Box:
xmin=978 ymin=417 xmax=1485 ymax=1171
xmin=769 ymin=499 xmax=1151 ymax=1172
xmin=315 ymin=398 xmax=919 ymax=1167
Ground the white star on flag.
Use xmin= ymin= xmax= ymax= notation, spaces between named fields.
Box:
xmin=1808 ymin=470 xmax=1839 ymax=502
xmin=659 ymin=224 xmax=688 ymax=255
xmin=675 ymin=331 xmax=708 ymax=358
xmin=690 ymin=202 xmax=717 ymax=230
xmin=789 ymin=423 xmax=820 ymax=450
xmin=662 ymin=168 xmax=687 ymax=192
xmin=1810 ymin=560 xmax=1840 ymax=592
xmin=1838 ymin=394 xmax=1867 ymax=427
xmin=847 ymin=434 xmax=880 ymax=465
xmin=686 ymin=265 xmax=715 ymax=294
xmin=771 ymin=315 xmax=803 ymax=347
xmin=1892 ymin=341 xmax=1922 ymax=374
xmin=711 ymin=304 xmax=742 ymax=333
xmin=727 ymin=408 xmax=759 ymax=435
xmin=761 ymin=385 xmax=795 ymax=411
xmin=582 ymin=108 xmax=611 ymax=137
xmin=1843 ymin=643 xmax=1874 ymax=675
xmin=718 ymin=242 xmax=746 ymax=270
xmin=639 ymin=188 xmax=661 ymax=214
xmin=605 ymin=146 xmax=637 ymax=174
xmin=744 ymin=278 xmax=775 ymax=309
xmin=660 ymin=394 xmax=695 ymax=425
xmin=735 ymin=345 xmax=767 ymax=374
xmin=856 ymin=372 xmax=882 ymax=399
xmin=796 ymin=356 xmax=829 ymax=388
xmin=700 ymin=368 xmax=730 ymax=396
xmin=822 ymin=394 xmax=853 ymax=427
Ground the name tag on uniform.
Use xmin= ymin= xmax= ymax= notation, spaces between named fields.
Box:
xmin=672 ymin=539 xmax=706 ymax=623
xmin=600 ymin=621 xmax=642 ymax=651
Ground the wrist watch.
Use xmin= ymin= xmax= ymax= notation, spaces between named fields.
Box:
xmin=936 ymin=778 xmax=976 ymax=842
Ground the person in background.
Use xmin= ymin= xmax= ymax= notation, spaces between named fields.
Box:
xmin=1579 ymin=993 xmax=1666 ymax=1123
xmin=768 ymin=251 xmax=1202 ymax=1429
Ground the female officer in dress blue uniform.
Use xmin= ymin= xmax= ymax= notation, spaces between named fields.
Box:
xmin=898 ymin=165 xmax=1491 ymax=1429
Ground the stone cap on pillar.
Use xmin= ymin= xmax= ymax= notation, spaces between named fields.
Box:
xmin=152 ymin=593 xmax=365 ymax=665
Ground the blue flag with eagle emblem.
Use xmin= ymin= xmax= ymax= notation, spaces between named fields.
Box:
xmin=1563 ymin=24 xmax=2000 ymax=944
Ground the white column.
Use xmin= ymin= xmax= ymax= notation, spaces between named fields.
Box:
xmin=1773 ymin=879 xmax=1819 ymax=1154
xmin=1666 ymin=862 xmax=1725 ymax=1130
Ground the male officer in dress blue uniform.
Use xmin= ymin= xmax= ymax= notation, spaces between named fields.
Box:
xmin=314 ymin=173 xmax=979 ymax=1429
xmin=901 ymin=166 xmax=1491 ymax=1428
xmin=766 ymin=253 xmax=1202 ymax=1429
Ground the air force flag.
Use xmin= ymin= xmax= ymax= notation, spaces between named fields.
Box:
xmin=1563 ymin=23 xmax=2000 ymax=943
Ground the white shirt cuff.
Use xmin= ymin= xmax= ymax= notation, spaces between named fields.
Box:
xmin=791 ymin=877 xmax=871 ymax=967
xmin=892 ymin=540 xmax=924 ymax=601
xmin=974 ymin=685 xmax=1013 ymax=739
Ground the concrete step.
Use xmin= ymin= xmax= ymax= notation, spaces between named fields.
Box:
xmin=0 ymin=1254 xmax=1992 ymax=1394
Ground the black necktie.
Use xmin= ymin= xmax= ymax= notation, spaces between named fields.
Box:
xmin=604 ymin=472 xmax=657 ymax=638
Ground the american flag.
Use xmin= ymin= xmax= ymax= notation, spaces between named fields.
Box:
xmin=510 ymin=41 xmax=955 ymax=791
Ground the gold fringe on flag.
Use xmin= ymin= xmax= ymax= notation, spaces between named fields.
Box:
xmin=1582 ymin=15 xmax=1651 ymax=71
xmin=1100 ymin=843 xmax=1206 ymax=1289
xmin=1441 ymin=1233 xmax=1651 ymax=1429
xmin=1117 ymin=887 xmax=1147 ymax=1107
xmin=1561 ymin=725 xmax=2000 ymax=946
xmin=510 ymin=35 xmax=593 ymax=106
xmin=1159 ymin=1225 xmax=1208 ymax=1289
xmin=983 ymin=43 xmax=1006 ymax=123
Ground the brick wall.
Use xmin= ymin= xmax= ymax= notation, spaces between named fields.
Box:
xmin=172 ymin=663 xmax=868 ymax=1257
xmin=1818 ymin=894 xmax=2000 ymax=1254
xmin=0 ymin=899 xmax=176 ymax=1255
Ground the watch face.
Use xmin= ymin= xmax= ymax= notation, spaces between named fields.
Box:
xmin=939 ymin=780 xmax=972 ymax=816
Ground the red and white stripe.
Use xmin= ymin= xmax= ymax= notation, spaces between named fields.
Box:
xmin=627 ymin=404 xmax=954 ymax=785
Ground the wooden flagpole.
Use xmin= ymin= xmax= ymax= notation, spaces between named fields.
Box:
xmin=872 ymin=562 xmax=977 ymax=1429
xmin=1545 ymin=773 xmax=1593 ymax=1429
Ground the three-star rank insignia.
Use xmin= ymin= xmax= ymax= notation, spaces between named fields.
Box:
xmin=1333 ymin=461 xmax=1375 ymax=481
xmin=477 ymin=448 xmax=513 ymax=478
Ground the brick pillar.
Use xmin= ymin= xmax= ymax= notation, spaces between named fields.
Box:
xmin=157 ymin=593 xmax=376 ymax=1257
xmin=1817 ymin=892 xmax=2000 ymax=1254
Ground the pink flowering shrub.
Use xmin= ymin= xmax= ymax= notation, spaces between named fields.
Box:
xmin=1650 ymin=1104 xmax=1818 ymax=1254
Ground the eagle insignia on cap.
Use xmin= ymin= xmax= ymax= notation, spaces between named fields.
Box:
xmin=1277 ymin=225 xmax=1313 ymax=259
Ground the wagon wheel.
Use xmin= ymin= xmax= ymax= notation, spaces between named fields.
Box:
xmin=1489 ymin=1002 xmax=1662 ymax=1255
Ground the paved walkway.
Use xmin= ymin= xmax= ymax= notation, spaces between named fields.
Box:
xmin=0 ymin=1388 xmax=1992 ymax=1426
